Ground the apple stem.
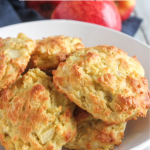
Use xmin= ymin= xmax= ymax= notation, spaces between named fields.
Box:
xmin=115 ymin=1 xmax=119 ymax=6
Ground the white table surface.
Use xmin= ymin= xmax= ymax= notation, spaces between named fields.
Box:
xmin=134 ymin=0 xmax=150 ymax=45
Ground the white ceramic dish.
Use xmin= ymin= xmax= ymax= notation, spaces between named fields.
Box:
xmin=0 ymin=20 xmax=150 ymax=150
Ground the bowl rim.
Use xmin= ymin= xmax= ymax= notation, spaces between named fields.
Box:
xmin=0 ymin=19 xmax=149 ymax=48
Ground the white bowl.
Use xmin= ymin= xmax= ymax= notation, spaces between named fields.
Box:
xmin=0 ymin=20 xmax=150 ymax=150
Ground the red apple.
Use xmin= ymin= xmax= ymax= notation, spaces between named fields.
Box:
xmin=51 ymin=1 xmax=122 ymax=31
xmin=26 ymin=1 xmax=61 ymax=18
xmin=115 ymin=0 xmax=136 ymax=21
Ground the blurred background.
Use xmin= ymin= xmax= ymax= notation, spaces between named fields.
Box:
xmin=0 ymin=0 xmax=149 ymax=46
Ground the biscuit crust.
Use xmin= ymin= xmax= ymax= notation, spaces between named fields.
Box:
xmin=29 ymin=35 xmax=84 ymax=71
xmin=0 ymin=69 xmax=76 ymax=150
xmin=0 ymin=33 xmax=36 ymax=91
xmin=53 ymin=45 xmax=150 ymax=125
xmin=65 ymin=107 xmax=126 ymax=150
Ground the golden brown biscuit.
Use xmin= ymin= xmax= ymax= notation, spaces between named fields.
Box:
xmin=0 ymin=33 xmax=36 ymax=91
xmin=53 ymin=45 xmax=150 ymax=125
xmin=0 ymin=68 xmax=76 ymax=150
xmin=65 ymin=107 xmax=126 ymax=150
xmin=29 ymin=35 xmax=84 ymax=71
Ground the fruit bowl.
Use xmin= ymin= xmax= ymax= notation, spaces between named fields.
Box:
xmin=0 ymin=20 xmax=149 ymax=150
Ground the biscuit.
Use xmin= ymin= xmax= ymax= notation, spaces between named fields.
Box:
xmin=65 ymin=107 xmax=126 ymax=150
xmin=0 ymin=33 xmax=36 ymax=91
xmin=0 ymin=68 xmax=76 ymax=150
xmin=28 ymin=35 xmax=84 ymax=71
xmin=53 ymin=45 xmax=150 ymax=125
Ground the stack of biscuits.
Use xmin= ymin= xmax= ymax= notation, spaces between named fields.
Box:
xmin=0 ymin=33 xmax=149 ymax=150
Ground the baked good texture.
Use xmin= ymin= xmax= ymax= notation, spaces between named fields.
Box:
xmin=0 ymin=33 xmax=36 ymax=91
xmin=65 ymin=107 xmax=126 ymax=150
xmin=53 ymin=45 xmax=150 ymax=125
xmin=29 ymin=35 xmax=84 ymax=71
xmin=0 ymin=68 xmax=76 ymax=150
